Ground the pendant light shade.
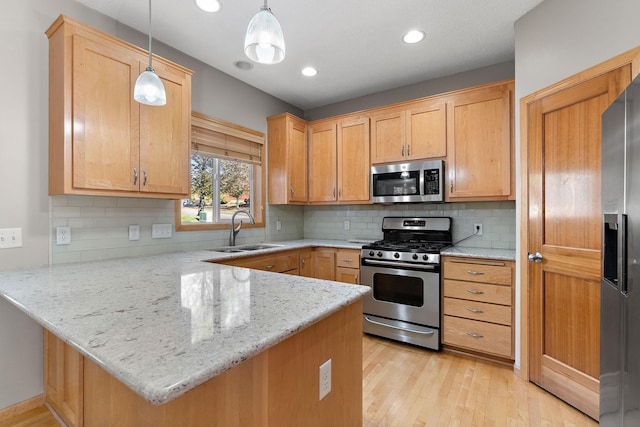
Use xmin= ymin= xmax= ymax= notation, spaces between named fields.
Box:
xmin=244 ymin=0 xmax=285 ymax=64
xmin=134 ymin=0 xmax=166 ymax=106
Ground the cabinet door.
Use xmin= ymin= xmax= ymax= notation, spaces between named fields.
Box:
xmin=313 ymin=249 xmax=336 ymax=281
xmin=338 ymin=117 xmax=370 ymax=202
xmin=446 ymin=82 xmax=513 ymax=200
xmin=406 ymin=101 xmax=446 ymax=159
xmin=308 ymin=121 xmax=337 ymax=202
xmin=72 ymin=34 xmax=139 ymax=192
xmin=45 ymin=330 xmax=84 ymax=427
xmin=299 ymin=248 xmax=314 ymax=277
xmin=288 ymin=118 xmax=308 ymax=202
xmin=370 ymin=109 xmax=405 ymax=164
xmin=336 ymin=267 xmax=359 ymax=284
xmin=139 ymin=60 xmax=191 ymax=196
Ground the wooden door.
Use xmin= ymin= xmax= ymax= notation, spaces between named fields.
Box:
xmin=72 ymin=33 xmax=139 ymax=192
xmin=527 ymin=67 xmax=631 ymax=419
xmin=288 ymin=117 xmax=308 ymax=203
xmin=406 ymin=101 xmax=446 ymax=159
xmin=370 ymin=109 xmax=405 ymax=164
xmin=308 ymin=121 xmax=337 ymax=202
xmin=139 ymin=59 xmax=191 ymax=197
xmin=313 ymin=249 xmax=336 ymax=281
xmin=446 ymin=82 xmax=513 ymax=201
xmin=337 ymin=117 xmax=370 ymax=202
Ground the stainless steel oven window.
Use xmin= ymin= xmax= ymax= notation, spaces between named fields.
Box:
xmin=372 ymin=273 xmax=423 ymax=307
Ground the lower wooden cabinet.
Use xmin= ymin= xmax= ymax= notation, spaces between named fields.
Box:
xmin=216 ymin=249 xmax=299 ymax=273
xmin=313 ymin=248 xmax=336 ymax=281
xmin=335 ymin=249 xmax=361 ymax=284
xmin=442 ymin=256 xmax=514 ymax=360
xmin=44 ymin=330 xmax=83 ymax=427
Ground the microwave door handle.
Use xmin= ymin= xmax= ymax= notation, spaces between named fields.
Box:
xmin=620 ymin=213 xmax=628 ymax=294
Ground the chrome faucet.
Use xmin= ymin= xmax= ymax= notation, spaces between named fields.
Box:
xmin=229 ymin=210 xmax=255 ymax=246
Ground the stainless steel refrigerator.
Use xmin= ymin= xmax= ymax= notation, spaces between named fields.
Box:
xmin=601 ymin=75 xmax=640 ymax=425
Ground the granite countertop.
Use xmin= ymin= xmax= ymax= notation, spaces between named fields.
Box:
xmin=0 ymin=242 xmax=370 ymax=405
xmin=442 ymin=246 xmax=516 ymax=261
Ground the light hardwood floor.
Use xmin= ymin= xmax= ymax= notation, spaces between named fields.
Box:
xmin=3 ymin=335 xmax=599 ymax=426
xmin=363 ymin=335 xmax=598 ymax=426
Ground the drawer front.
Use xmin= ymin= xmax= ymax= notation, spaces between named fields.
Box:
xmin=443 ymin=297 xmax=512 ymax=326
xmin=222 ymin=251 xmax=299 ymax=273
xmin=336 ymin=249 xmax=360 ymax=268
xmin=443 ymin=260 xmax=511 ymax=285
xmin=443 ymin=315 xmax=512 ymax=358
xmin=443 ymin=279 xmax=512 ymax=306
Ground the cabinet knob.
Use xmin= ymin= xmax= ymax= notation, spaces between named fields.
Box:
xmin=133 ymin=168 xmax=138 ymax=186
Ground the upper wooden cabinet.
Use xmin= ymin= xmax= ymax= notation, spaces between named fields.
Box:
xmin=370 ymin=99 xmax=446 ymax=164
xmin=445 ymin=81 xmax=514 ymax=201
xmin=46 ymin=15 xmax=192 ymax=199
xmin=267 ymin=113 xmax=308 ymax=204
xmin=307 ymin=116 xmax=370 ymax=203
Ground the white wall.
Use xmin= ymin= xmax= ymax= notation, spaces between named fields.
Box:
xmin=513 ymin=0 xmax=640 ymax=368
xmin=0 ymin=0 xmax=300 ymax=410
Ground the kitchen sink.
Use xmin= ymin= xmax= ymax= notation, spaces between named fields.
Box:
xmin=208 ymin=243 xmax=283 ymax=253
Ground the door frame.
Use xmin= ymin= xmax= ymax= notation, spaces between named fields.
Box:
xmin=518 ymin=46 xmax=640 ymax=382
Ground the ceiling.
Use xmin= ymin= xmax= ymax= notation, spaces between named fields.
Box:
xmin=75 ymin=0 xmax=543 ymax=110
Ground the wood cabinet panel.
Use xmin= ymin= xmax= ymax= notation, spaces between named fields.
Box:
xmin=336 ymin=249 xmax=360 ymax=268
xmin=267 ymin=113 xmax=308 ymax=204
xmin=46 ymin=15 xmax=192 ymax=199
xmin=443 ymin=297 xmax=512 ymax=326
xmin=313 ymin=249 xmax=336 ymax=281
xmin=299 ymin=248 xmax=313 ymax=278
xmin=443 ymin=315 xmax=512 ymax=358
xmin=443 ymin=279 xmax=512 ymax=306
xmin=217 ymin=250 xmax=299 ymax=273
xmin=443 ymin=260 xmax=512 ymax=286
xmin=405 ymin=101 xmax=446 ymax=159
xmin=308 ymin=121 xmax=337 ymax=202
xmin=446 ymin=81 xmax=513 ymax=201
xmin=337 ymin=117 xmax=370 ymax=202
xmin=336 ymin=267 xmax=359 ymax=284
xmin=370 ymin=109 xmax=405 ymax=164
xmin=44 ymin=330 xmax=83 ymax=427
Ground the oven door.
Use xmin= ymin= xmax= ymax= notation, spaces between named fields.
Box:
xmin=361 ymin=262 xmax=441 ymax=349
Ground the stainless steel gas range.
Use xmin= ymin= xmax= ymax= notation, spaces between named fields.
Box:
xmin=360 ymin=217 xmax=452 ymax=350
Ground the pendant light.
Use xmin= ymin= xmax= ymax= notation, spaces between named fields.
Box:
xmin=134 ymin=0 xmax=166 ymax=106
xmin=244 ymin=0 xmax=285 ymax=64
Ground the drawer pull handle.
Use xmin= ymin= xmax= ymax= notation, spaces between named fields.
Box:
xmin=264 ymin=265 xmax=275 ymax=269
xmin=467 ymin=270 xmax=484 ymax=275
xmin=467 ymin=307 xmax=484 ymax=314
xmin=467 ymin=332 xmax=484 ymax=339
xmin=466 ymin=289 xmax=484 ymax=295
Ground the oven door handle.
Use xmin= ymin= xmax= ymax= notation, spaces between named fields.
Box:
xmin=364 ymin=316 xmax=435 ymax=335
xmin=362 ymin=259 xmax=436 ymax=270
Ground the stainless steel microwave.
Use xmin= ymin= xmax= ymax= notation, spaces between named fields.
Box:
xmin=371 ymin=160 xmax=444 ymax=203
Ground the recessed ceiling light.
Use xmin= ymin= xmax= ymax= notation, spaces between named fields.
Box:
xmin=301 ymin=67 xmax=318 ymax=77
xmin=403 ymin=30 xmax=425 ymax=44
xmin=195 ymin=0 xmax=222 ymax=13
xmin=234 ymin=61 xmax=253 ymax=70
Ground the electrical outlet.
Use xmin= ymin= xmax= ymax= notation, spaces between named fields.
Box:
xmin=276 ymin=220 xmax=282 ymax=231
xmin=474 ymin=223 xmax=483 ymax=236
xmin=0 ymin=228 xmax=23 ymax=249
xmin=152 ymin=224 xmax=172 ymax=239
xmin=56 ymin=226 xmax=71 ymax=245
xmin=343 ymin=220 xmax=350 ymax=231
xmin=319 ymin=359 xmax=332 ymax=400
xmin=129 ymin=225 xmax=140 ymax=241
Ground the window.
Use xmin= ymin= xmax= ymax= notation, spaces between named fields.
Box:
xmin=176 ymin=112 xmax=265 ymax=231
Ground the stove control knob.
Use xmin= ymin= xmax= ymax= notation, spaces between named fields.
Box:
xmin=377 ymin=252 xmax=383 ymax=257
xmin=412 ymin=254 xmax=419 ymax=260
xmin=369 ymin=251 xmax=375 ymax=257
xmin=394 ymin=252 xmax=400 ymax=259
xmin=422 ymin=254 xmax=429 ymax=261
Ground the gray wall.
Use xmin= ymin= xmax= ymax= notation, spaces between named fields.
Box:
xmin=304 ymin=61 xmax=514 ymax=121
xmin=0 ymin=0 xmax=300 ymax=410
xmin=513 ymin=0 xmax=640 ymax=369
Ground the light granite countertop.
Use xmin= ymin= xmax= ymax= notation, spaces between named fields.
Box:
xmin=0 ymin=241 xmax=369 ymax=405
xmin=442 ymin=246 xmax=516 ymax=261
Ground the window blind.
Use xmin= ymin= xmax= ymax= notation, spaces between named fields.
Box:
xmin=191 ymin=111 xmax=264 ymax=164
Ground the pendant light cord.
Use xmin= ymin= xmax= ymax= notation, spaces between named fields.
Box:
xmin=147 ymin=0 xmax=153 ymax=69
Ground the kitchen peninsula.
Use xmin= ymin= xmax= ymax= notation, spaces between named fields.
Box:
xmin=0 ymin=248 xmax=369 ymax=426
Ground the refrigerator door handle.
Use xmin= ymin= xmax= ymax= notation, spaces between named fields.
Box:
xmin=619 ymin=213 xmax=628 ymax=294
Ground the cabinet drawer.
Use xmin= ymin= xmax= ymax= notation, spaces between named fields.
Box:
xmin=443 ymin=315 xmax=512 ymax=358
xmin=443 ymin=260 xmax=511 ymax=285
xmin=220 ymin=251 xmax=299 ymax=273
xmin=336 ymin=249 xmax=360 ymax=268
xmin=443 ymin=297 xmax=512 ymax=326
xmin=443 ymin=279 xmax=512 ymax=306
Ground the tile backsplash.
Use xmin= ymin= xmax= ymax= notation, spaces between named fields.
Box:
xmin=51 ymin=196 xmax=514 ymax=264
